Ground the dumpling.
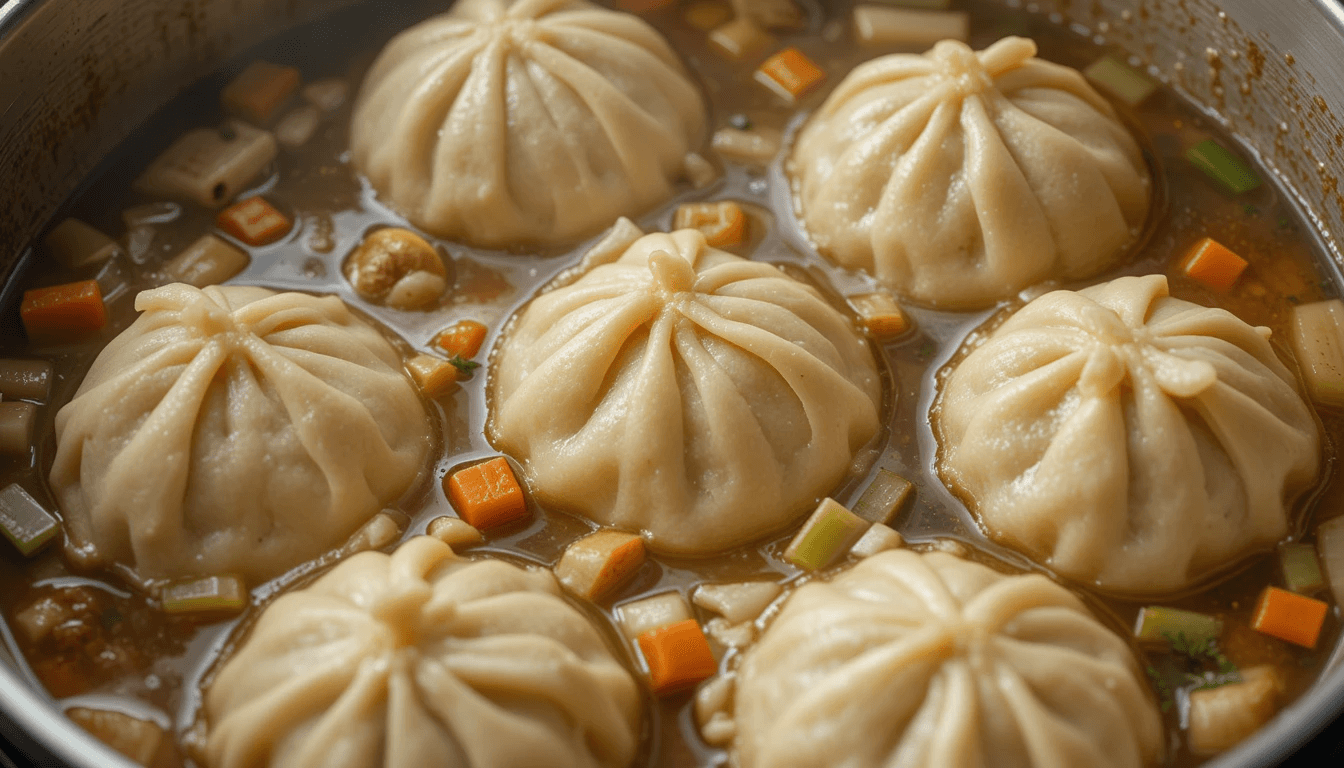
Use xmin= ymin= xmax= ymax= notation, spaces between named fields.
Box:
xmin=50 ymin=284 xmax=433 ymax=589
xmin=350 ymin=0 xmax=707 ymax=249
xmin=490 ymin=226 xmax=884 ymax=556
xmin=936 ymin=275 xmax=1320 ymax=594
xmin=205 ymin=537 xmax=641 ymax=768
xmin=727 ymin=549 xmax=1163 ymax=768
xmin=791 ymin=36 xmax=1151 ymax=309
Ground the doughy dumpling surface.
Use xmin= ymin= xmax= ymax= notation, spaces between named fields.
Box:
xmin=490 ymin=228 xmax=883 ymax=555
xmin=937 ymin=275 xmax=1320 ymax=594
xmin=351 ymin=0 xmax=707 ymax=248
xmin=730 ymin=549 xmax=1163 ymax=768
xmin=791 ymin=36 xmax=1150 ymax=309
xmin=206 ymin=537 xmax=641 ymax=768
xmin=50 ymin=284 xmax=433 ymax=588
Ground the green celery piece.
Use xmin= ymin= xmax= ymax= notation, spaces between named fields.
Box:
xmin=1281 ymin=542 xmax=1326 ymax=595
xmin=1084 ymin=56 xmax=1158 ymax=107
xmin=1186 ymin=139 xmax=1263 ymax=194
xmin=161 ymin=575 xmax=248 ymax=615
xmin=784 ymin=499 xmax=870 ymax=570
xmin=852 ymin=469 xmax=914 ymax=525
xmin=1134 ymin=606 xmax=1223 ymax=647
xmin=0 ymin=483 xmax=59 ymax=557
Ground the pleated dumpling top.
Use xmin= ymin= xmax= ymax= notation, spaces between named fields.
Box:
xmin=350 ymin=0 xmax=707 ymax=248
xmin=937 ymin=275 xmax=1320 ymax=594
xmin=205 ymin=537 xmax=642 ymax=768
xmin=50 ymin=284 xmax=433 ymax=589
xmin=730 ymin=549 xmax=1164 ymax=768
xmin=792 ymin=36 xmax=1151 ymax=309
xmin=490 ymin=227 xmax=884 ymax=555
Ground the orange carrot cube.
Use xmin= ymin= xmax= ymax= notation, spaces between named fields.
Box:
xmin=1251 ymin=586 xmax=1328 ymax=649
xmin=637 ymin=619 xmax=718 ymax=696
xmin=755 ymin=47 xmax=826 ymax=102
xmin=217 ymin=197 xmax=292 ymax=247
xmin=222 ymin=61 xmax=300 ymax=125
xmin=444 ymin=457 xmax=529 ymax=531
xmin=674 ymin=202 xmax=748 ymax=248
xmin=849 ymin=292 xmax=911 ymax=341
xmin=435 ymin=320 xmax=489 ymax=360
xmin=1183 ymin=237 xmax=1248 ymax=291
xmin=20 ymin=280 xmax=107 ymax=344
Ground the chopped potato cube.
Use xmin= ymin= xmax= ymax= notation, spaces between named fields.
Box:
xmin=407 ymin=355 xmax=460 ymax=399
xmin=222 ymin=60 xmax=301 ymax=125
xmin=674 ymin=201 xmax=748 ymax=248
xmin=1290 ymin=299 xmax=1344 ymax=408
xmin=43 ymin=218 xmax=120 ymax=269
xmin=849 ymin=292 xmax=911 ymax=341
xmin=134 ymin=120 xmax=277 ymax=208
xmin=216 ymin=197 xmax=292 ymax=247
xmin=165 ymin=234 xmax=250 ymax=287
xmin=755 ymin=47 xmax=826 ymax=102
xmin=555 ymin=530 xmax=647 ymax=602
xmin=616 ymin=592 xmax=693 ymax=640
xmin=1187 ymin=666 xmax=1283 ymax=754
xmin=853 ymin=5 xmax=969 ymax=47
xmin=708 ymin=18 xmax=774 ymax=60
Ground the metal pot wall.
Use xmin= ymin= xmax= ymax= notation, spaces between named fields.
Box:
xmin=0 ymin=0 xmax=1343 ymax=765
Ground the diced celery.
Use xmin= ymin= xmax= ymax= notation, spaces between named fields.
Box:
xmin=615 ymin=592 xmax=692 ymax=640
xmin=161 ymin=575 xmax=248 ymax=615
xmin=1280 ymin=542 xmax=1325 ymax=595
xmin=1083 ymin=56 xmax=1158 ymax=107
xmin=0 ymin=484 xmax=59 ymax=557
xmin=1134 ymin=606 xmax=1222 ymax=647
xmin=1289 ymin=300 xmax=1344 ymax=408
xmin=784 ymin=498 xmax=871 ymax=570
xmin=1186 ymin=139 xmax=1262 ymax=194
xmin=1318 ymin=516 xmax=1344 ymax=607
xmin=852 ymin=469 xmax=914 ymax=524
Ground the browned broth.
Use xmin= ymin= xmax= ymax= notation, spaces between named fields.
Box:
xmin=1 ymin=0 xmax=1340 ymax=766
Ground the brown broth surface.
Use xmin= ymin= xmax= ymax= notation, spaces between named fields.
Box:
xmin=1 ymin=1 xmax=1341 ymax=766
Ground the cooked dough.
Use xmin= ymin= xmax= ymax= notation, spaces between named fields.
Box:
xmin=50 ymin=284 xmax=433 ymax=589
xmin=937 ymin=275 xmax=1320 ymax=594
xmin=350 ymin=0 xmax=707 ymax=248
xmin=791 ymin=36 xmax=1151 ymax=309
xmin=730 ymin=549 xmax=1163 ymax=768
xmin=205 ymin=537 xmax=641 ymax=768
xmin=490 ymin=227 xmax=883 ymax=555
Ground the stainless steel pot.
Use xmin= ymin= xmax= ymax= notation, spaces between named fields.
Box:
xmin=0 ymin=0 xmax=1342 ymax=765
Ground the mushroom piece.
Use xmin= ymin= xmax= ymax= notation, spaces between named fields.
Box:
xmin=343 ymin=227 xmax=449 ymax=309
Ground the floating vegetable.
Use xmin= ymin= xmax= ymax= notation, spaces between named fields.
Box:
xmin=1289 ymin=299 xmax=1344 ymax=408
xmin=1182 ymin=237 xmax=1248 ymax=292
xmin=0 ymin=484 xmax=59 ymax=557
xmin=164 ymin=234 xmax=250 ymax=287
xmin=1134 ymin=606 xmax=1223 ymax=648
xmin=160 ymin=575 xmax=248 ymax=616
xmin=1186 ymin=139 xmax=1262 ymax=194
xmin=1251 ymin=586 xmax=1328 ymax=649
xmin=444 ymin=457 xmax=529 ymax=531
xmin=20 ymin=280 xmax=107 ymax=345
xmin=783 ymin=498 xmax=870 ymax=570
xmin=638 ymin=619 xmax=718 ymax=696
xmin=555 ymin=530 xmax=647 ymax=602
xmin=755 ymin=47 xmax=826 ymax=102
xmin=1279 ymin=542 xmax=1325 ymax=595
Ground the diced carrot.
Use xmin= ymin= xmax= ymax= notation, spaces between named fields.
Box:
xmin=444 ymin=457 xmax=529 ymax=531
xmin=217 ymin=197 xmax=292 ymax=247
xmin=674 ymin=202 xmax=748 ymax=248
xmin=637 ymin=619 xmax=718 ymax=696
xmin=755 ymin=47 xmax=826 ymax=102
xmin=1182 ymin=237 xmax=1248 ymax=291
xmin=849 ymin=292 xmax=911 ymax=341
xmin=1250 ymin=586 xmax=1328 ymax=649
xmin=222 ymin=60 xmax=301 ymax=125
xmin=555 ymin=530 xmax=647 ymax=602
xmin=20 ymin=280 xmax=107 ymax=344
xmin=435 ymin=320 xmax=489 ymax=360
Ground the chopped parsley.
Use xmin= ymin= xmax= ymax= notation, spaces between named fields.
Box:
xmin=1148 ymin=631 xmax=1241 ymax=713
xmin=449 ymin=355 xmax=481 ymax=377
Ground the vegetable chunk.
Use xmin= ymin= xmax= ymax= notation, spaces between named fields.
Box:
xmin=445 ymin=457 xmax=529 ymax=531
xmin=1181 ymin=237 xmax=1248 ymax=291
xmin=555 ymin=530 xmax=647 ymax=602
xmin=20 ymin=280 xmax=107 ymax=344
xmin=638 ymin=619 xmax=718 ymax=696
xmin=784 ymin=498 xmax=870 ymax=570
xmin=755 ymin=47 xmax=826 ymax=102
xmin=1251 ymin=586 xmax=1328 ymax=648
xmin=1289 ymin=299 xmax=1344 ymax=408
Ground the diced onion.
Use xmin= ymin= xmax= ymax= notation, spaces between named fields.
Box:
xmin=615 ymin=592 xmax=693 ymax=640
xmin=692 ymin=581 xmax=781 ymax=624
